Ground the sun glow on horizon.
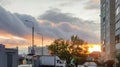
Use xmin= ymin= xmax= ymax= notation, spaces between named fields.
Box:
xmin=88 ymin=44 xmax=101 ymax=53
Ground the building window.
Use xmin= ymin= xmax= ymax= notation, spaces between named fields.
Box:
xmin=115 ymin=34 xmax=120 ymax=44
xmin=116 ymin=20 xmax=120 ymax=30
xmin=103 ymin=17 xmax=105 ymax=22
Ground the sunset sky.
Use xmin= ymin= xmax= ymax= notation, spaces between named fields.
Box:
xmin=0 ymin=0 xmax=100 ymax=54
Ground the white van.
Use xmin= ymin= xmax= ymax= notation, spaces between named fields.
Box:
xmin=39 ymin=55 xmax=66 ymax=67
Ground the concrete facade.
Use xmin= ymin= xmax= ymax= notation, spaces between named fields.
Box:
xmin=115 ymin=0 xmax=120 ymax=55
xmin=0 ymin=44 xmax=6 ymax=67
xmin=0 ymin=44 xmax=18 ymax=67
xmin=101 ymin=0 xmax=116 ymax=61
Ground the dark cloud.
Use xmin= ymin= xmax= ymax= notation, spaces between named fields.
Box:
xmin=0 ymin=6 xmax=65 ymax=40
xmin=57 ymin=22 xmax=99 ymax=43
xmin=0 ymin=6 xmax=100 ymax=43
xmin=84 ymin=0 xmax=100 ymax=10
xmin=39 ymin=8 xmax=82 ymax=24
xmin=38 ymin=9 xmax=100 ymax=43
xmin=0 ymin=6 xmax=31 ymax=37
xmin=39 ymin=8 xmax=100 ymax=32
xmin=0 ymin=6 xmax=42 ymax=38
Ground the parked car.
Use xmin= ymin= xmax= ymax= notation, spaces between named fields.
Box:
xmin=83 ymin=62 xmax=97 ymax=67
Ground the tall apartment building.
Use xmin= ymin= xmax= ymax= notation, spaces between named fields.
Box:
xmin=101 ymin=0 xmax=115 ymax=61
xmin=115 ymin=0 xmax=120 ymax=55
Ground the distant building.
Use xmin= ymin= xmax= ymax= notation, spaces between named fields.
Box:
xmin=28 ymin=45 xmax=49 ymax=55
xmin=0 ymin=44 xmax=18 ymax=67
xmin=100 ymin=0 xmax=116 ymax=61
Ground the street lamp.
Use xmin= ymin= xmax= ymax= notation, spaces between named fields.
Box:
xmin=25 ymin=20 xmax=35 ymax=55
xmin=37 ymin=33 xmax=44 ymax=56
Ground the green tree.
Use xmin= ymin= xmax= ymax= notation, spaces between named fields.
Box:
xmin=70 ymin=35 xmax=88 ymax=65
xmin=70 ymin=35 xmax=88 ymax=56
xmin=71 ymin=35 xmax=84 ymax=46
xmin=48 ymin=38 xmax=72 ymax=62
xmin=48 ymin=35 xmax=89 ymax=65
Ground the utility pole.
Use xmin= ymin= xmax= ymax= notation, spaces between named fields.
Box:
xmin=25 ymin=20 xmax=35 ymax=55
xmin=31 ymin=26 xmax=35 ymax=55
xmin=42 ymin=34 xmax=43 ymax=55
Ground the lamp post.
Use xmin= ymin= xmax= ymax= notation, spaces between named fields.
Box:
xmin=54 ymin=48 xmax=56 ymax=67
xmin=41 ymin=34 xmax=43 ymax=56
xmin=25 ymin=20 xmax=35 ymax=55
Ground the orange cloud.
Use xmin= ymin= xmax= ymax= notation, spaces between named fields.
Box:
xmin=0 ymin=32 xmax=54 ymax=48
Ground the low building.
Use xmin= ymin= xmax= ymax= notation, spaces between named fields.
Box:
xmin=0 ymin=44 xmax=18 ymax=67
